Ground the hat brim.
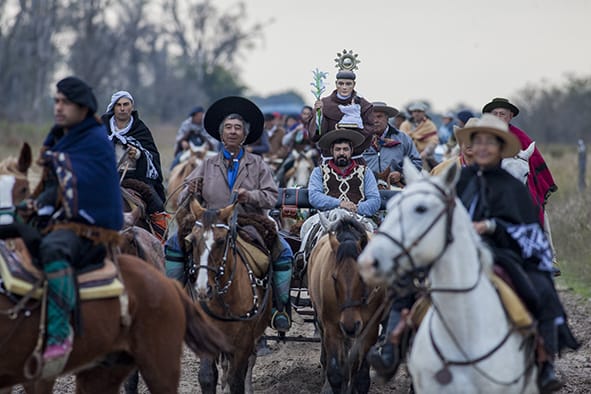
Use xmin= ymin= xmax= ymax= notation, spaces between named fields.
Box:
xmin=482 ymin=101 xmax=520 ymax=117
xmin=373 ymin=105 xmax=399 ymax=118
xmin=317 ymin=128 xmax=366 ymax=150
xmin=203 ymin=97 xmax=264 ymax=145
xmin=455 ymin=126 xmax=521 ymax=158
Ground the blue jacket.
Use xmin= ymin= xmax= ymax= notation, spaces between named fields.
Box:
xmin=41 ymin=117 xmax=123 ymax=231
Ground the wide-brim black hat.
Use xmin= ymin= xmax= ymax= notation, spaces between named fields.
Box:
xmin=203 ymin=96 xmax=264 ymax=145
xmin=317 ymin=127 xmax=366 ymax=150
xmin=482 ymin=97 xmax=520 ymax=117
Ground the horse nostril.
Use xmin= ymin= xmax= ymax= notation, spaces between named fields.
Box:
xmin=372 ymin=259 xmax=379 ymax=269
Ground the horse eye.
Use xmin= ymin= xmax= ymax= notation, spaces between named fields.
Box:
xmin=415 ymin=205 xmax=427 ymax=213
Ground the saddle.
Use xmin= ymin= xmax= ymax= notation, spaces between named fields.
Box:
xmin=235 ymin=213 xmax=277 ymax=278
xmin=0 ymin=238 xmax=124 ymax=300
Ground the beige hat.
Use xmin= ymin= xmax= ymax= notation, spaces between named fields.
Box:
xmin=454 ymin=114 xmax=521 ymax=158
xmin=372 ymin=102 xmax=399 ymax=118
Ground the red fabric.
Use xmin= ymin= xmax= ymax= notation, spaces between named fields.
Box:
xmin=327 ymin=160 xmax=358 ymax=177
xmin=509 ymin=124 xmax=557 ymax=225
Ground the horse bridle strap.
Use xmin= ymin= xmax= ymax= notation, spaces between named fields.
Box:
xmin=428 ymin=298 xmax=533 ymax=386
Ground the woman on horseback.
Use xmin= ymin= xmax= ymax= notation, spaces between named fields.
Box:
xmin=455 ymin=114 xmax=578 ymax=393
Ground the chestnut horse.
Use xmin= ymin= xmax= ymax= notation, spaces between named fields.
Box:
xmin=187 ymin=200 xmax=272 ymax=394
xmin=0 ymin=173 xmax=227 ymax=393
xmin=308 ymin=213 xmax=385 ymax=394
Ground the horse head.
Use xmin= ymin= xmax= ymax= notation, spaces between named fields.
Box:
xmin=358 ymin=157 xmax=460 ymax=290
xmin=189 ymin=199 xmax=235 ymax=300
xmin=0 ymin=143 xmax=32 ymax=206
xmin=502 ymin=141 xmax=534 ymax=185
xmin=287 ymin=150 xmax=317 ymax=188
xmin=324 ymin=214 xmax=371 ymax=337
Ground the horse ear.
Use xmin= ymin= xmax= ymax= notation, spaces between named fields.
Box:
xmin=189 ymin=198 xmax=205 ymax=219
xmin=17 ymin=143 xmax=32 ymax=174
xmin=318 ymin=211 xmax=330 ymax=230
xmin=219 ymin=204 xmax=235 ymax=222
xmin=440 ymin=159 xmax=460 ymax=190
xmin=524 ymin=141 xmax=535 ymax=160
xmin=403 ymin=157 xmax=422 ymax=184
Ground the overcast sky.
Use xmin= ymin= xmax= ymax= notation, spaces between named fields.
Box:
xmin=216 ymin=0 xmax=591 ymax=113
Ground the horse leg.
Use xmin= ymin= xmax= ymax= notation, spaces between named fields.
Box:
xmin=198 ymin=356 xmax=219 ymax=394
xmin=352 ymin=358 xmax=371 ymax=394
xmin=76 ymin=364 xmax=136 ymax=394
xmin=244 ymin=353 xmax=257 ymax=394
xmin=227 ymin=351 xmax=251 ymax=394
xmin=324 ymin=338 xmax=345 ymax=394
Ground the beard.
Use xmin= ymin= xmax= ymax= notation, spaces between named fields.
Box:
xmin=335 ymin=156 xmax=350 ymax=167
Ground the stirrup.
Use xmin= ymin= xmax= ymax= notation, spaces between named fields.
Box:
xmin=271 ymin=310 xmax=291 ymax=332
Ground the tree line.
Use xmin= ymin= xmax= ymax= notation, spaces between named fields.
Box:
xmin=0 ymin=0 xmax=264 ymax=122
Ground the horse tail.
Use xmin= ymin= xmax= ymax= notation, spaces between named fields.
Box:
xmin=172 ymin=280 xmax=230 ymax=356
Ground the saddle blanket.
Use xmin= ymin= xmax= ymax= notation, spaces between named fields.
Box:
xmin=0 ymin=238 xmax=124 ymax=300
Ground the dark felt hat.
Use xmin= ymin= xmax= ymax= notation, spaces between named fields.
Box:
xmin=372 ymin=101 xmax=399 ymax=117
xmin=56 ymin=76 xmax=98 ymax=114
xmin=317 ymin=127 xmax=366 ymax=150
xmin=482 ymin=97 xmax=520 ymax=117
xmin=203 ymin=97 xmax=264 ymax=145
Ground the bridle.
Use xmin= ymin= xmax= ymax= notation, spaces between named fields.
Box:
xmin=191 ymin=217 xmax=272 ymax=322
xmin=373 ymin=180 xmax=456 ymax=289
xmin=375 ymin=179 xmax=535 ymax=388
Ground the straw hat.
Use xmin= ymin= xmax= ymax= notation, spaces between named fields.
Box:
xmin=454 ymin=114 xmax=521 ymax=158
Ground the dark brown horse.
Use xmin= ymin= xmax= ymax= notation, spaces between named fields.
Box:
xmin=307 ymin=214 xmax=385 ymax=394
xmin=186 ymin=200 xmax=272 ymax=394
xmin=0 ymin=252 xmax=228 ymax=393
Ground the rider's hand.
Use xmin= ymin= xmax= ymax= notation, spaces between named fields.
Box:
xmin=388 ymin=171 xmax=402 ymax=184
xmin=128 ymin=146 xmax=139 ymax=158
xmin=187 ymin=179 xmax=198 ymax=195
xmin=339 ymin=200 xmax=357 ymax=213
xmin=236 ymin=188 xmax=249 ymax=203
xmin=181 ymin=140 xmax=189 ymax=150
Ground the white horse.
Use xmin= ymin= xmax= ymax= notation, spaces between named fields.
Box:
xmin=502 ymin=141 xmax=535 ymax=185
xmin=502 ymin=142 xmax=558 ymax=270
xmin=285 ymin=149 xmax=317 ymax=188
xmin=358 ymin=158 xmax=539 ymax=394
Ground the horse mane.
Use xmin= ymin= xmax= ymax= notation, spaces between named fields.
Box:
xmin=121 ymin=178 xmax=158 ymax=209
xmin=330 ymin=216 xmax=368 ymax=262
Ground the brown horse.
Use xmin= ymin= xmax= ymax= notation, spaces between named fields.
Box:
xmin=119 ymin=225 xmax=165 ymax=273
xmin=186 ymin=200 xmax=272 ymax=394
xmin=308 ymin=214 xmax=385 ymax=394
xmin=0 ymin=252 xmax=228 ymax=393
xmin=0 ymin=142 xmax=32 ymax=206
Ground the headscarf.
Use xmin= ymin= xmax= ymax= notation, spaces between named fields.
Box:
xmin=106 ymin=90 xmax=134 ymax=113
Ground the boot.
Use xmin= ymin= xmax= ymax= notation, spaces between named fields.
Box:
xmin=368 ymin=308 xmax=402 ymax=381
xmin=149 ymin=211 xmax=170 ymax=242
xmin=271 ymin=238 xmax=293 ymax=332
xmin=538 ymin=361 xmax=562 ymax=393
xmin=43 ymin=260 xmax=75 ymax=363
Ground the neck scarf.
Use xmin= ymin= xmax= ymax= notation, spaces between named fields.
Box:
xmin=223 ymin=147 xmax=244 ymax=190
xmin=108 ymin=115 xmax=134 ymax=145
xmin=371 ymin=134 xmax=401 ymax=151
xmin=328 ymin=159 xmax=357 ymax=177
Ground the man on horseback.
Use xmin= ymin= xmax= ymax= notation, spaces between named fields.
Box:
xmin=31 ymin=77 xmax=123 ymax=367
xmin=362 ymin=101 xmax=422 ymax=188
xmin=455 ymin=114 xmax=578 ymax=392
xmin=170 ymin=105 xmax=218 ymax=170
xmin=165 ymin=96 xmax=294 ymax=332
xmin=482 ymin=97 xmax=560 ymax=275
xmin=101 ymin=91 xmax=168 ymax=240
xmin=308 ymin=127 xmax=381 ymax=216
